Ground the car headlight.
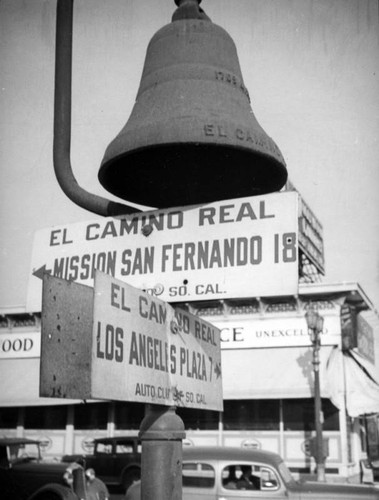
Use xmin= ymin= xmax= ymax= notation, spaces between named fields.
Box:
xmin=85 ymin=468 xmax=96 ymax=483
xmin=63 ymin=467 xmax=74 ymax=486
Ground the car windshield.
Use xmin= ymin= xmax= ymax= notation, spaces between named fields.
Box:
xmin=8 ymin=442 xmax=40 ymax=462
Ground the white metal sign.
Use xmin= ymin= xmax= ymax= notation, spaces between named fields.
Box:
xmin=0 ymin=332 xmax=40 ymax=359
xmin=211 ymin=313 xmax=341 ymax=349
xmin=91 ymin=271 xmax=223 ymax=410
xmin=27 ymin=193 xmax=299 ymax=311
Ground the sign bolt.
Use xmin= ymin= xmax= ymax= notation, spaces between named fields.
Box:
xmin=141 ymin=224 xmax=153 ymax=236
xmin=170 ymin=319 xmax=179 ymax=334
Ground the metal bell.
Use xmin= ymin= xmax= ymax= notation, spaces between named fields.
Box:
xmin=99 ymin=0 xmax=287 ymax=208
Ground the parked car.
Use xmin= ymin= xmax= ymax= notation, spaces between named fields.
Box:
xmin=126 ymin=446 xmax=379 ymax=499
xmin=370 ymin=459 xmax=379 ymax=482
xmin=0 ymin=437 xmax=109 ymax=500
xmin=367 ymin=458 xmax=379 ymax=483
xmin=62 ymin=436 xmax=141 ymax=492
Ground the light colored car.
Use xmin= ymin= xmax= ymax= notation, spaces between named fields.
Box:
xmin=126 ymin=446 xmax=379 ymax=499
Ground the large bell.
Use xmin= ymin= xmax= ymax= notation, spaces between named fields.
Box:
xmin=99 ymin=0 xmax=287 ymax=208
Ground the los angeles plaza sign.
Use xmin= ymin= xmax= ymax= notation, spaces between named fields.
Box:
xmin=28 ymin=192 xmax=298 ymax=311
xmin=40 ymin=271 xmax=223 ymax=411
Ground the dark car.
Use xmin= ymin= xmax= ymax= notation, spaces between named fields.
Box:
xmin=126 ymin=446 xmax=379 ymax=500
xmin=62 ymin=436 xmax=141 ymax=492
xmin=0 ymin=437 xmax=109 ymax=500
xmin=370 ymin=459 xmax=379 ymax=483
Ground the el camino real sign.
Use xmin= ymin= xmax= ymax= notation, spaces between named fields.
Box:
xmin=91 ymin=272 xmax=222 ymax=409
xmin=40 ymin=272 xmax=223 ymax=411
xmin=27 ymin=192 xmax=298 ymax=311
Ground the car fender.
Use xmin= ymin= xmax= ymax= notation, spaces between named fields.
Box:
xmin=28 ymin=483 xmax=76 ymax=500
xmin=121 ymin=463 xmax=142 ymax=490
xmin=125 ymin=480 xmax=141 ymax=500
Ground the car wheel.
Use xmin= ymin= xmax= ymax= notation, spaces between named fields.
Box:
xmin=32 ymin=484 xmax=74 ymax=500
xmin=34 ymin=492 xmax=71 ymax=500
xmin=122 ymin=467 xmax=141 ymax=492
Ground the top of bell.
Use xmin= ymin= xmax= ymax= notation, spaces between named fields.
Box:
xmin=99 ymin=0 xmax=287 ymax=208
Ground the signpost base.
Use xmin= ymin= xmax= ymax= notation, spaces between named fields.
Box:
xmin=139 ymin=405 xmax=186 ymax=500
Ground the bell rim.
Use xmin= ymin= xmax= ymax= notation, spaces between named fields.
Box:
xmin=98 ymin=142 xmax=287 ymax=208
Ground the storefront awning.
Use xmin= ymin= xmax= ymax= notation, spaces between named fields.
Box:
xmin=326 ymin=347 xmax=379 ymax=417
xmin=3 ymin=346 xmax=378 ymax=413
xmin=0 ymin=358 xmax=82 ymax=407
xmin=222 ymin=346 xmax=333 ymax=399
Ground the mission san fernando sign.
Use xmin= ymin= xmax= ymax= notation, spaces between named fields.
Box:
xmin=28 ymin=192 xmax=298 ymax=311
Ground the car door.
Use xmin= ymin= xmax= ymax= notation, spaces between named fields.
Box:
xmin=113 ymin=439 xmax=141 ymax=486
xmin=217 ymin=462 xmax=288 ymax=500
xmin=92 ymin=441 xmax=115 ymax=484
xmin=95 ymin=439 xmax=137 ymax=485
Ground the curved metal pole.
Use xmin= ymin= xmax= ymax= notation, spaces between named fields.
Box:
xmin=54 ymin=0 xmax=140 ymax=217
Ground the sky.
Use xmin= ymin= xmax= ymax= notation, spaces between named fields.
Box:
xmin=1 ymin=0 xmax=379 ymax=316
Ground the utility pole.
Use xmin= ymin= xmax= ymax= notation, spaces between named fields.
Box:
xmin=306 ymin=307 xmax=326 ymax=482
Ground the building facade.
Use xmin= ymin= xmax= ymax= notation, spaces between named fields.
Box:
xmin=1 ymin=281 xmax=378 ymax=482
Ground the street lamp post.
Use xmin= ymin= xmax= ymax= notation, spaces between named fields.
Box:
xmin=305 ymin=307 xmax=326 ymax=482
